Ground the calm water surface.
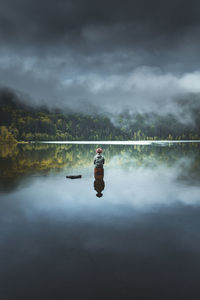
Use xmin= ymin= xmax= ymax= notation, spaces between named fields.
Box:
xmin=0 ymin=142 xmax=200 ymax=300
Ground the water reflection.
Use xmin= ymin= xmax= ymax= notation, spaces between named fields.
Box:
xmin=94 ymin=168 xmax=105 ymax=198
xmin=0 ymin=142 xmax=200 ymax=193
xmin=0 ymin=143 xmax=200 ymax=299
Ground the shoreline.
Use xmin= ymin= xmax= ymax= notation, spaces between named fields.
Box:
xmin=30 ymin=140 xmax=200 ymax=145
xmin=1 ymin=140 xmax=200 ymax=146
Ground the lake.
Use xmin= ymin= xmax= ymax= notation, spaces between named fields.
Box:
xmin=0 ymin=142 xmax=200 ymax=300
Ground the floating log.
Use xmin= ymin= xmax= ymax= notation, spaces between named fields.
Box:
xmin=66 ymin=175 xmax=82 ymax=179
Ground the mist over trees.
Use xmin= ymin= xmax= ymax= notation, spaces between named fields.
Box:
xmin=0 ymin=93 xmax=200 ymax=142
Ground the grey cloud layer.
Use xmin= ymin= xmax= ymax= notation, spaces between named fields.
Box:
xmin=0 ymin=0 xmax=200 ymax=113
xmin=1 ymin=0 xmax=200 ymax=45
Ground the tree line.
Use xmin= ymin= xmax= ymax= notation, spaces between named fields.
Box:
xmin=0 ymin=98 xmax=200 ymax=142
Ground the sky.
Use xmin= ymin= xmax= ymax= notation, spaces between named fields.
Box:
xmin=0 ymin=0 xmax=200 ymax=114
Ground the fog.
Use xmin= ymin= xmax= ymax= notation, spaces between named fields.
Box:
xmin=0 ymin=0 xmax=200 ymax=115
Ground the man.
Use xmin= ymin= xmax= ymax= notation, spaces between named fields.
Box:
xmin=94 ymin=147 xmax=105 ymax=197
xmin=94 ymin=147 xmax=105 ymax=169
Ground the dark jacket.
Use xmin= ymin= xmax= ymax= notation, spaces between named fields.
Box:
xmin=94 ymin=154 xmax=105 ymax=168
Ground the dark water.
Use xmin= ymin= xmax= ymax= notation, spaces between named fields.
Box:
xmin=0 ymin=142 xmax=200 ymax=300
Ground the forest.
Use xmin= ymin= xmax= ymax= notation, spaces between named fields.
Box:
xmin=0 ymin=94 xmax=200 ymax=142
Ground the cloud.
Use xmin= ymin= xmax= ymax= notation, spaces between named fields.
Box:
xmin=0 ymin=0 xmax=200 ymax=114
xmin=1 ymin=52 xmax=200 ymax=116
xmin=0 ymin=0 xmax=200 ymax=46
xmin=60 ymin=68 xmax=200 ymax=114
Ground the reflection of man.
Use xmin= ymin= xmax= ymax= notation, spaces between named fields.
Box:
xmin=94 ymin=147 xmax=105 ymax=197
xmin=94 ymin=178 xmax=105 ymax=198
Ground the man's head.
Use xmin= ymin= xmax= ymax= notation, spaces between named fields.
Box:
xmin=96 ymin=147 xmax=103 ymax=154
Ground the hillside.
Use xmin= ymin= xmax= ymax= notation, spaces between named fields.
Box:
xmin=0 ymin=93 xmax=200 ymax=142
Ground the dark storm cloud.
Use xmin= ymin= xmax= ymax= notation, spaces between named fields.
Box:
xmin=0 ymin=0 xmax=200 ymax=113
xmin=1 ymin=0 xmax=200 ymax=49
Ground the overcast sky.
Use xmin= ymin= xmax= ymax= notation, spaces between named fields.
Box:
xmin=0 ymin=0 xmax=200 ymax=114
